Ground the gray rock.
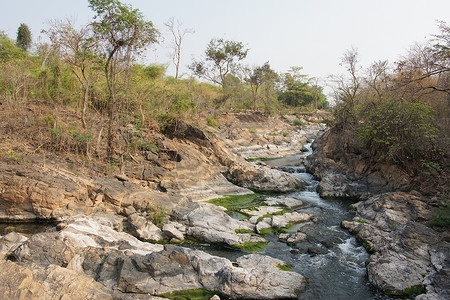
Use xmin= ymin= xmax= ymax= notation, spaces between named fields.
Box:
xmin=287 ymin=232 xmax=307 ymax=244
xmin=256 ymin=218 xmax=272 ymax=234
xmin=265 ymin=196 xmax=303 ymax=209
xmin=272 ymin=212 xmax=312 ymax=228
xmin=128 ymin=213 xmax=166 ymax=242
xmin=172 ymin=201 xmax=261 ymax=247
xmin=341 ymin=192 xmax=445 ymax=296
xmin=0 ymin=232 xmax=28 ymax=259
xmin=229 ymin=254 xmax=306 ymax=299
xmin=162 ymin=222 xmax=185 ymax=240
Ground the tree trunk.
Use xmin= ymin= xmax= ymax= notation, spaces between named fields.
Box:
xmin=105 ymin=47 xmax=119 ymax=160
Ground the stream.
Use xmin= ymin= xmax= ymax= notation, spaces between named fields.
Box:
xmin=186 ymin=143 xmax=389 ymax=299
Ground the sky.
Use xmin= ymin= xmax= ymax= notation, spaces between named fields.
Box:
xmin=1 ymin=0 xmax=449 ymax=92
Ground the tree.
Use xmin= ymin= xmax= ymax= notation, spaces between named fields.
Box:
xmin=330 ymin=47 xmax=362 ymax=129
xmin=88 ymin=0 xmax=159 ymax=158
xmin=0 ymin=32 xmax=25 ymax=62
xmin=244 ymin=62 xmax=277 ymax=110
xmin=164 ymin=17 xmax=194 ymax=80
xmin=278 ymin=66 xmax=311 ymax=107
xmin=44 ymin=19 xmax=97 ymax=129
xmin=16 ymin=23 xmax=32 ymax=51
xmin=190 ymin=38 xmax=248 ymax=88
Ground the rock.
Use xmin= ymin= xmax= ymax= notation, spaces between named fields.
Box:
xmin=0 ymin=260 xmax=114 ymax=300
xmin=242 ymin=206 xmax=283 ymax=218
xmin=265 ymin=196 xmax=303 ymax=209
xmin=341 ymin=192 xmax=444 ymax=296
xmin=172 ymin=201 xmax=260 ymax=247
xmin=287 ymin=232 xmax=307 ymax=244
xmin=256 ymin=218 xmax=272 ymax=234
xmin=0 ymin=232 xmax=27 ymax=259
xmin=316 ymin=173 xmax=371 ymax=200
xmin=307 ymin=247 xmax=328 ymax=256
xmin=278 ymin=233 xmax=290 ymax=243
xmin=0 ymin=165 xmax=89 ymax=220
xmin=229 ymin=254 xmax=306 ymax=299
xmin=128 ymin=213 xmax=166 ymax=242
xmin=272 ymin=212 xmax=313 ymax=228
xmin=226 ymin=162 xmax=306 ymax=192
xmin=162 ymin=222 xmax=185 ymax=240
xmin=1 ymin=216 xmax=304 ymax=299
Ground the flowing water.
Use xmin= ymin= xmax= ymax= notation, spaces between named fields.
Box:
xmin=263 ymin=168 xmax=387 ymax=299
xmin=263 ymin=144 xmax=388 ymax=299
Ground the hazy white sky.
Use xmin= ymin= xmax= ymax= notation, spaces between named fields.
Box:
xmin=1 ymin=0 xmax=449 ymax=88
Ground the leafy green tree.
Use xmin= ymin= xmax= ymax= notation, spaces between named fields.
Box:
xmin=0 ymin=32 xmax=25 ymax=62
xmin=278 ymin=66 xmax=315 ymax=107
xmin=190 ymin=38 xmax=248 ymax=88
xmin=16 ymin=23 xmax=32 ymax=51
xmin=88 ymin=0 xmax=159 ymax=158
xmin=245 ymin=62 xmax=278 ymax=110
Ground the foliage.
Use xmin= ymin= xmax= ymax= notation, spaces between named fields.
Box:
xmin=16 ymin=23 xmax=32 ymax=51
xmin=277 ymin=262 xmax=294 ymax=271
xmin=0 ymin=32 xmax=25 ymax=62
xmin=159 ymin=289 xmax=224 ymax=300
xmin=428 ymin=202 xmax=450 ymax=228
xmin=232 ymin=241 xmax=269 ymax=253
xmin=235 ymin=229 xmax=254 ymax=234
xmin=147 ymin=204 xmax=168 ymax=228
xmin=358 ymin=99 xmax=438 ymax=163
xmin=190 ymin=38 xmax=248 ymax=87
xmin=88 ymin=0 xmax=159 ymax=158
xmin=244 ymin=62 xmax=279 ymax=110
xmin=385 ymin=285 xmax=426 ymax=299
xmin=278 ymin=66 xmax=327 ymax=109
xmin=245 ymin=157 xmax=277 ymax=162
xmin=206 ymin=115 xmax=219 ymax=127
xmin=207 ymin=194 xmax=263 ymax=212
xmin=292 ymin=118 xmax=305 ymax=126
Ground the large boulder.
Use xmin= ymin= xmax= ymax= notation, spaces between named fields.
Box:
xmin=341 ymin=192 xmax=444 ymax=296
xmin=172 ymin=201 xmax=263 ymax=247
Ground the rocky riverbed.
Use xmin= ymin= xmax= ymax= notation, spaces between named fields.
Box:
xmin=0 ymin=110 xmax=325 ymax=299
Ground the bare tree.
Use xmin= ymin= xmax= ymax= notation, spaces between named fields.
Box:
xmin=164 ymin=17 xmax=194 ymax=80
xmin=43 ymin=19 xmax=96 ymax=129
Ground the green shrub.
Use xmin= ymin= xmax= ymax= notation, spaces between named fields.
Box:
xmin=72 ymin=131 xmax=92 ymax=143
xmin=206 ymin=115 xmax=219 ymax=127
xmin=429 ymin=202 xmax=450 ymax=228
xmin=292 ymin=119 xmax=305 ymax=126
xmin=358 ymin=99 xmax=438 ymax=163
xmin=147 ymin=204 xmax=168 ymax=228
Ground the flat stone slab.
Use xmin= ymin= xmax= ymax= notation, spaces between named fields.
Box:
xmin=265 ymin=196 xmax=304 ymax=209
